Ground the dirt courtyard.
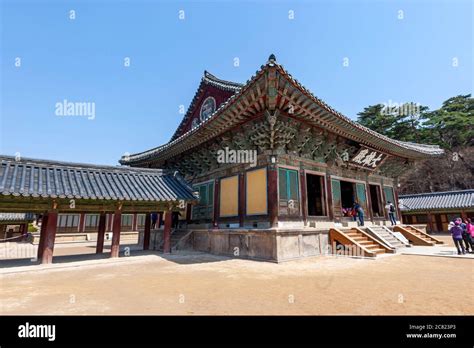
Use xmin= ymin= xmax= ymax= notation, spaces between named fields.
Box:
xmin=1 ymin=239 xmax=473 ymax=315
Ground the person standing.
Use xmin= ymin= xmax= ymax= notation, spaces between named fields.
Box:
xmin=151 ymin=212 xmax=158 ymax=229
xmin=451 ymin=220 xmax=465 ymax=255
xmin=385 ymin=201 xmax=397 ymax=226
xmin=463 ymin=218 xmax=474 ymax=253
xmin=353 ymin=202 xmax=364 ymax=226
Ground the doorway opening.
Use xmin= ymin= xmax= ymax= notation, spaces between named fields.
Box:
xmin=340 ymin=180 xmax=355 ymax=210
xmin=369 ymin=184 xmax=383 ymax=217
xmin=306 ymin=174 xmax=325 ymax=216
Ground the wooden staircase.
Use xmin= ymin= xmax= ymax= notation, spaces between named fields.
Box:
xmin=393 ymin=225 xmax=444 ymax=246
xmin=329 ymin=227 xmax=395 ymax=258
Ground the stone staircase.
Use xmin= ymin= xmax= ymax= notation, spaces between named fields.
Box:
xmin=367 ymin=226 xmax=406 ymax=249
xmin=156 ymin=229 xmax=192 ymax=252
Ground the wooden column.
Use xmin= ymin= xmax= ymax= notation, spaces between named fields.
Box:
xmin=325 ymin=174 xmax=334 ymax=221
xmin=41 ymin=210 xmax=58 ymax=264
xmin=96 ymin=212 xmax=106 ymax=254
xmin=268 ymin=165 xmax=278 ymax=228
xmin=132 ymin=213 xmax=138 ymax=231
xmin=365 ymin=180 xmax=374 ymax=222
xmin=37 ymin=213 xmax=49 ymax=261
xmin=380 ymin=180 xmax=387 ymax=219
xmin=299 ymin=169 xmax=307 ymax=226
xmin=427 ymin=212 xmax=434 ymax=233
xmin=110 ymin=208 xmax=122 ymax=258
xmin=239 ymin=173 xmax=245 ymax=227
xmin=163 ymin=209 xmax=172 ymax=253
xmin=78 ymin=213 xmax=86 ymax=233
xmin=393 ymin=186 xmax=402 ymax=222
xmin=143 ymin=213 xmax=151 ymax=250
xmin=212 ymin=179 xmax=220 ymax=229
xmin=185 ymin=204 xmax=192 ymax=224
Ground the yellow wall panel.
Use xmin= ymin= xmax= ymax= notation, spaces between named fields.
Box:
xmin=219 ymin=175 xmax=239 ymax=217
xmin=246 ymin=168 xmax=267 ymax=215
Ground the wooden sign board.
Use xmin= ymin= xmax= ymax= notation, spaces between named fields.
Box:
xmin=349 ymin=146 xmax=387 ymax=170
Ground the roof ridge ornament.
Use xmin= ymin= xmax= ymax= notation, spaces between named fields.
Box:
xmin=267 ymin=54 xmax=277 ymax=65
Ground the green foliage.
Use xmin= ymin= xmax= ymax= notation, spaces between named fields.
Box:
xmin=357 ymin=94 xmax=473 ymax=194
xmin=28 ymin=223 xmax=38 ymax=232
xmin=357 ymin=94 xmax=473 ymax=149
xmin=423 ymin=94 xmax=474 ymax=148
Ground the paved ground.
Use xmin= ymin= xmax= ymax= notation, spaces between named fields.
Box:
xmin=1 ymin=237 xmax=473 ymax=315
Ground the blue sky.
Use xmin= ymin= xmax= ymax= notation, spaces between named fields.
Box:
xmin=1 ymin=0 xmax=472 ymax=165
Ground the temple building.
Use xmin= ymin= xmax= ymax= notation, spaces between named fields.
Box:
xmin=119 ymin=54 xmax=444 ymax=261
xmin=400 ymin=190 xmax=474 ymax=232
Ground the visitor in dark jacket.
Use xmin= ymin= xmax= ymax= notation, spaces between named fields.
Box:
xmin=353 ymin=202 xmax=364 ymax=226
xmin=451 ymin=220 xmax=465 ymax=255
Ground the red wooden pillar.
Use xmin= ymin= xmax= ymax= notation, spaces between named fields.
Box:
xmin=185 ymin=204 xmax=192 ymax=224
xmin=365 ymin=180 xmax=374 ymax=222
xmin=212 ymin=179 xmax=220 ymax=229
xmin=393 ymin=186 xmax=402 ymax=222
xmin=110 ymin=208 xmax=122 ymax=258
xmin=41 ymin=211 xmax=58 ymax=264
xmin=37 ymin=213 xmax=49 ymax=261
xmin=163 ymin=210 xmax=172 ymax=253
xmin=96 ymin=212 xmax=106 ymax=254
xmin=268 ymin=165 xmax=278 ymax=228
xmin=78 ymin=213 xmax=85 ymax=233
xmin=299 ymin=169 xmax=307 ymax=226
xmin=143 ymin=213 xmax=151 ymax=250
xmin=326 ymin=174 xmax=334 ymax=221
xmin=427 ymin=212 xmax=434 ymax=233
xmin=239 ymin=173 xmax=245 ymax=227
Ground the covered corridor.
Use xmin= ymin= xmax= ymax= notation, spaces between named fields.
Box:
xmin=0 ymin=156 xmax=197 ymax=264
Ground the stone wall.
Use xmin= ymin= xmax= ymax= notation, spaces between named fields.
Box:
xmin=191 ymin=229 xmax=329 ymax=262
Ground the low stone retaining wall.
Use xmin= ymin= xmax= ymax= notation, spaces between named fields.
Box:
xmin=191 ymin=228 xmax=329 ymax=263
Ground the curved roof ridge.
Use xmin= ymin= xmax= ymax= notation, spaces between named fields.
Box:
xmin=271 ymin=63 xmax=443 ymax=156
xmin=400 ymin=189 xmax=474 ymax=197
xmin=121 ymin=55 xmax=444 ymax=166
xmin=203 ymin=70 xmax=243 ymax=89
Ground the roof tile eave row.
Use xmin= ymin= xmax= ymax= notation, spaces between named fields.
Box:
xmin=0 ymin=157 xmax=197 ymax=203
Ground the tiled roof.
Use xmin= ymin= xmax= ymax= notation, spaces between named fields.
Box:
xmin=399 ymin=190 xmax=474 ymax=211
xmin=0 ymin=213 xmax=35 ymax=222
xmin=0 ymin=156 xmax=197 ymax=202
xmin=170 ymin=71 xmax=242 ymax=141
xmin=121 ymin=54 xmax=443 ymax=166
